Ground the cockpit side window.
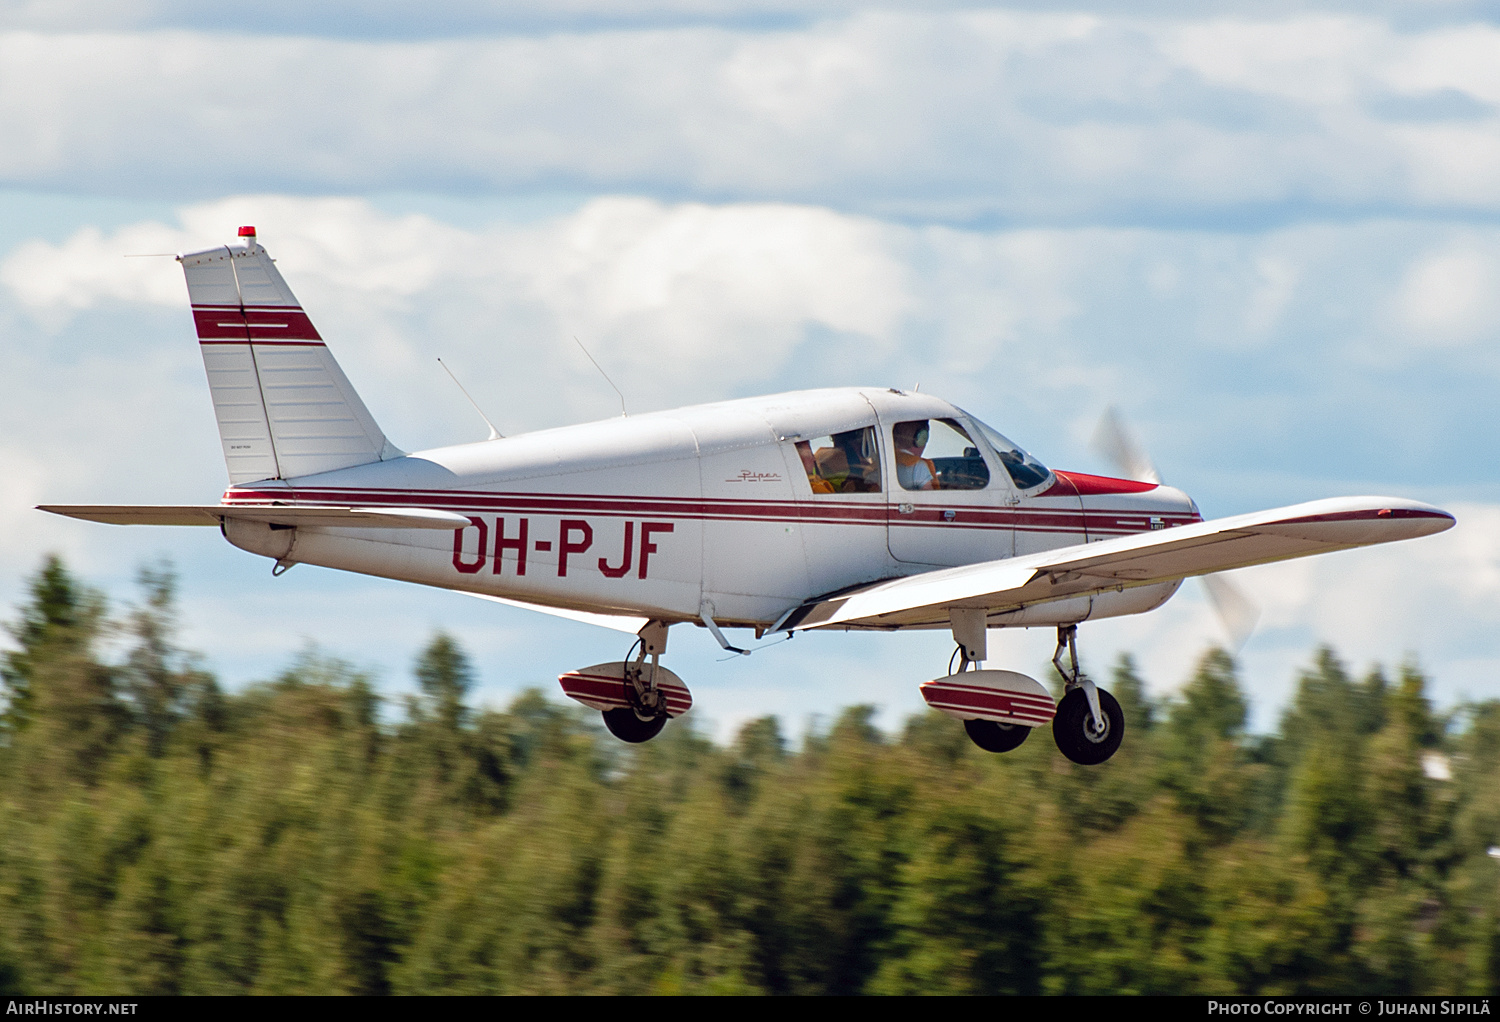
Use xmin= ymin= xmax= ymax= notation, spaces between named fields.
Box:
xmin=794 ymin=426 xmax=883 ymax=494
xmin=892 ymin=418 xmax=990 ymax=491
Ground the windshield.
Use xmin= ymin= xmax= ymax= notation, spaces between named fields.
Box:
xmin=962 ymin=411 xmax=1053 ymax=491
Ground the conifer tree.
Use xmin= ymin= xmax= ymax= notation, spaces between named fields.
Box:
xmin=2 ymin=555 xmax=1499 ymax=995
xmin=414 ymin=632 xmax=473 ymax=733
xmin=1162 ymin=648 xmax=1253 ymax=843
xmin=2 ymin=555 xmax=123 ymax=786
xmin=120 ymin=562 xmax=212 ymax=758
xmin=2 ymin=555 xmax=101 ymax=734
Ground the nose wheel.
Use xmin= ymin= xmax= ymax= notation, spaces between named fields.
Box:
xmin=1051 ymin=687 xmax=1123 ymax=764
xmin=1050 ymin=625 xmax=1124 ymax=765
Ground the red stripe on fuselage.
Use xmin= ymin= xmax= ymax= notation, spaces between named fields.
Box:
xmin=218 ymin=485 xmax=1198 ymax=538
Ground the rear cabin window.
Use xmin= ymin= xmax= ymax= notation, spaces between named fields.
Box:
xmin=794 ymin=427 xmax=883 ymax=494
xmin=892 ymin=418 xmax=990 ymax=491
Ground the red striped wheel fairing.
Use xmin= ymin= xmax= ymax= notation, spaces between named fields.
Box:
xmin=559 ymin=669 xmax=693 ymax=717
xmin=919 ymin=673 xmax=1057 ymax=726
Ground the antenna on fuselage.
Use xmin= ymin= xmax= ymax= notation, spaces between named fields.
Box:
xmin=573 ymin=336 xmax=628 ymax=417
xmin=437 ymin=358 xmax=503 ymax=440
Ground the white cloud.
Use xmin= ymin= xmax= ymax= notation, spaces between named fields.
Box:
xmin=1387 ymin=24 xmax=1500 ymax=104
xmin=1162 ymin=15 xmax=1386 ymax=105
xmin=0 ymin=224 xmax=187 ymax=312
xmin=0 ymin=12 xmax=1497 ymax=220
xmin=516 ymin=197 xmax=909 ymax=375
xmin=1396 ymin=246 xmax=1500 ymax=344
xmin=9 ymin=193 xmax=1500 ymax=452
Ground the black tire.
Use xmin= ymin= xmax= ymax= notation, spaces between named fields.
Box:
xmin=1051 ymin=687 xmax=1124 ymax=765
xmin=964 ymin=718 xmax=1031 ymax=753
xmin=603 ymin=707 xmax=667 ymax=743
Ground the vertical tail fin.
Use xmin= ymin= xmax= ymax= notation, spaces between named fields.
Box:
xmin=178 ymin=227 xmax=400 ymax=484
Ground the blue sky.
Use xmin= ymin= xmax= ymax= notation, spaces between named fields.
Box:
xmin=1 ymin=1 xmax=1497 ymax=736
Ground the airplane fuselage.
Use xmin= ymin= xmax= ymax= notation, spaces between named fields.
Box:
xmin=219 ymin=387 xmax=1200 ymax=633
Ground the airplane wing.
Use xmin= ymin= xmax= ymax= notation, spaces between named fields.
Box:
xmin=781 ymin=496 xmax=1455 ymax=631
xmin=36 ymin=505 xmax=473 ymax=530
xmin=462 ymin=593 xmax=651 ymax=634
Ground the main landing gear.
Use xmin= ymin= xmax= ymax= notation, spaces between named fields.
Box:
xmin=918 ymin=608 xmax=1046 ymax=755
xmin=1048 ymin=624 xmax=1123 ymax=765
xmin=557 ymin=621 xmax=693 ymax=744
xmin=949 ymin=621 xmax=1032 ymax=754
xmin=920 ymin=612 xmax=1124 ymax=765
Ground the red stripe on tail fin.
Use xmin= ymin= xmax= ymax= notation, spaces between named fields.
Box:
xmin=192 ymin=305 xmax=322 ymax=342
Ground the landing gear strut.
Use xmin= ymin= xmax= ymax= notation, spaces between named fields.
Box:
xmin=1050 ymin=624 xmax=1123 ymax=765
xmin=951 ymin=608 xmax=1032 ymax=754
xmin=603 ymin=621 xmax=671 ymax=743
xmin=559 ymin=621 xmax=692 ymax=744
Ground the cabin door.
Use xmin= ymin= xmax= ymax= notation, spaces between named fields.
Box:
xmin=883 ymin=414 xmax=1016 ymax=568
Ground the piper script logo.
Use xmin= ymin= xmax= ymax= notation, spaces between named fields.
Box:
xmin=725 ymin=470 xmax=781 ymax=484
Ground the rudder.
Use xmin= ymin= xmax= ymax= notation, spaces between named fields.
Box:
xmin=178 ymin=226 xmax=400 ymax=484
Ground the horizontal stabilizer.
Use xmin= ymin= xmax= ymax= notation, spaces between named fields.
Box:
xmin=782 ymin=496 xmax=1455 ymax=632
xmin=37 ymin=504 xmax=471 ymax=530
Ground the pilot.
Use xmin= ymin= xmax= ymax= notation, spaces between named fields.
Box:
xmin=893 ymin=420 xmax=938 ymax=490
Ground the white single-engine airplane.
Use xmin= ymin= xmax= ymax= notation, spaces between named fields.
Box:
xmin=41 ymin=227 xmax=1455 ymax=762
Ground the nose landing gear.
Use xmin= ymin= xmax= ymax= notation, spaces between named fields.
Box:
xmin=1050 ymin=624 xmax=1124 ymax=765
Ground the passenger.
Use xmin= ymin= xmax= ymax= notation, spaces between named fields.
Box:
xmin=797 ymin=441 xmax=837 ymax=494
xmin=815 ymin=444 xmax=852 ymax=491
xmin=833 ymin=429 xmax=879 ymax=492
xmin=893 ymin=420 xmax=938 ymax=490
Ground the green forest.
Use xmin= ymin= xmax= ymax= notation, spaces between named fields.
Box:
xmin=0 ymin=554 xmax=1497 ymax=996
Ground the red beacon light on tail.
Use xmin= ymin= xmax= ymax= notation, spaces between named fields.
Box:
xmin=237 ymin=225 xmax=256 ymax=240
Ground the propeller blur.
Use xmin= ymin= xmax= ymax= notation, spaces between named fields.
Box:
xmin=1092 ymin=405 xmax=1262 ymax=650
